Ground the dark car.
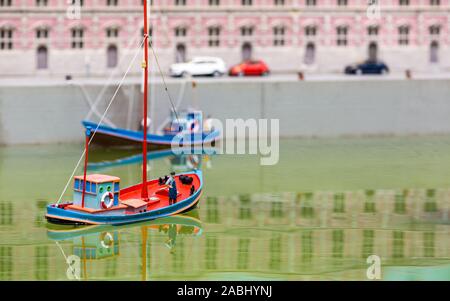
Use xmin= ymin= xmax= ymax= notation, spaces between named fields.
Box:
xmin=345 ymin=61 xmax=389 ymax=75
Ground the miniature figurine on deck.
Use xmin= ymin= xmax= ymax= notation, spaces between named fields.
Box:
xmin=166 ymin=172 xmax=178 ymax=205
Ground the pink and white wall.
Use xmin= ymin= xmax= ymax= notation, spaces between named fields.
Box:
xmin=0 ymin=1 xmax=449 ymax=76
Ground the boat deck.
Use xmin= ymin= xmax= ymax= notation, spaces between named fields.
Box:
xmin=119 ymin=173 xmax=201 ymax=212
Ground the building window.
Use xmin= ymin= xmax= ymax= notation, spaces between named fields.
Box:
xmin=239 ymin=195 xmax=252 ymax=220
xmin=392 ymin=231 xmax=404 ymax=259
xmin=337 ymin=0 xmax=347 ymax=6
xmin=269 ymin=236 xmax=282 ymax=270
xmin=174 ymin=26 xmax=187 ymax=37
xmin=107 ymin=0 xmax=118 ymax=5
xmin=237 ymin=238 xmax=250 ymax=270
xmin=208 ymin=26 xmax=220 ymax=47
xmin=0 ymin=246 xmax=12 ymax=280
xmin=0 ymin=202 xmax=13 ymax=225
xmin=332 ymin=230 xmax=344 ymax=258
xmin=242 ymin=0 xmax=252 ymax=5
xmin=242 ymin=42 xmax=252 ymax=61
xmin=141 ymin=27 xmax=153 ymax=46
xmin=209 ymin=0 xmax=219 ymax=5
xmin=424 ymin=189 xmax=438 ymax=212
xmin=367 ymin=25 xmax=379 ymax=36
xmin=306 ymin=0 xmax=316 ymax=6
xmin=273 ymin=26 xmax=285 ymax=46
xmin=364 ymin=190 xmax=376 ymax=213
xmin=106 ymin=27 xmax=119 ymax=38
xmin=305 ymin=26 xmax=317 ymax=37
xmin=430 ymin=41 xmax=439 ymax=63
xmin=107 ymin=44 xmax=118 ymax=68
xmin=71 ymin=28 xmax=84 ymax=49
xmin=336 ymin=26 xmax=348 ymax=46
xmin=69 ymin=0 xmax=84 ymax=6
xmin=333 ymin=193 xmax=345 ymax=213
xmin=36 ymin=0 xmax=48 ymax=6
xmin=205 ymin=237 xmax=218 ymax=270
xmin=0 ymin=0 xmax=12 ymax=6
xmin=362 ymin=230 xmax=374 ymax=259
xmin=430 ymin=0 xmax=440 ymax=5
xmin=423 ymin=232 xmax=435 ymax=257
xmin=36 ymin=28 xmax=49 ymax=39
xmin=368 ymin=42 xmax=378 ymax=61
xmin=206 ymin=196 xmax=219 ymax=223
xmin=303 ymin=42 xmax=315 ymax=65
xmin=274 ymin=0 xmax=285 ymax=5
xmin=35 ymin=246 xmax=48 ymax=280
xmin=175 ymin=0 xmax=186 ymax=5
xmin=398 ymin=25 xmax=409 ymax=45
xmin=270 ymin=201 xmax=284 ymax=218
xmin=394 ymin=191 xmax=406 ymax=214
xmin=399 ymin=0 xmax=409 ymax=5
xmin=0 ymin=28 xmax=13 ymax=50
xmin=300 ymin=192 xmax=315 ymax=218
xmin=301 ymin=231 xmax=313 ymax=264
xmin=240 ymin=26 xmax=254 ymax=36
xmin=429 ymin=25 xmax=440 ymax=37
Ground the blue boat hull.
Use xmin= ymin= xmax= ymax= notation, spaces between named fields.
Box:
xmin=82 ymin=120 xmax=220 ymax=149
xmin=46 ymin=170 xmax=203 ymax=226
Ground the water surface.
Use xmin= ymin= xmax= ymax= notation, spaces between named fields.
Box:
xmin=0 ymin=137 xmax=449 ymax=280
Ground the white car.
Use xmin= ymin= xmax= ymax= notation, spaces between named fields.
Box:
xmin=169 ymin=57 xmax=226 ymax=77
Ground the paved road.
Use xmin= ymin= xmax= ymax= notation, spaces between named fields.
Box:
xmin=1 ymin=72 xmax=450 ymax=86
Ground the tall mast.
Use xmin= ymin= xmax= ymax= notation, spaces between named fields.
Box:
xmin=141 ymin=0 xmax=149 ymax=200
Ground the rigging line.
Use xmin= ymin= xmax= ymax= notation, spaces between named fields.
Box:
xmin=148 ymin=40 xmax=181 ymax=125
xmin=56 ymin=37 xmax=146 ymax=204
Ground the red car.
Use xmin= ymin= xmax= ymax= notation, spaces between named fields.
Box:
xmin=229 ymin=60 xmax=270 ymax=76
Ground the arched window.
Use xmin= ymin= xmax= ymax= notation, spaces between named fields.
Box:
xmin=368 ymin=42 xmax=378 ymax=62
xmin=430 ymin=41 xmax=439 ymax=64
xmin=107 ymin=44 xmax=118 ymax=68
xmin=37 ymin=45 xmax=48 ymax=69
xmin=241 ymin=42 xmax=252 ymax=61
xmin=303 ymin=42 xmax=315 ymax=65
xmin=175 ymin=43 xmax=186 ymax=63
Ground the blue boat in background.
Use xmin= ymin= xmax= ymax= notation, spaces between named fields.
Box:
xmin=82 ymin=110 xmax=220 ymax=149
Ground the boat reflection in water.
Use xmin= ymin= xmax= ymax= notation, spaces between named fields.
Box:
xmin=47 ymin=210 xmax=202 ymax=280
xmin=87 ymin=147 xmax=216 ymax=172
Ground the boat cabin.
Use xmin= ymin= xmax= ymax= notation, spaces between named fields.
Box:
xmin=165 ymin=110 xmax=203 ymax=133
xmin=73 ymin=174 xmax=120 ymax=210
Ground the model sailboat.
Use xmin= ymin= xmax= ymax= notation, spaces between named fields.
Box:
xmin=45 ymin=2 xmax=202 ymax=225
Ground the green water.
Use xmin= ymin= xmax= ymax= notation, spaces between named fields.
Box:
xmin=0 ymin=137 xmax=449 ymax=280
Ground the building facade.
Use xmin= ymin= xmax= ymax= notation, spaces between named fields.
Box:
xmin=0 ymin=1 xmax=449 ymax=77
